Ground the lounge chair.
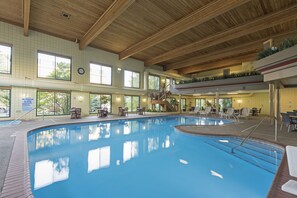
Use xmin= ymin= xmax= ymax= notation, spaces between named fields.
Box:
xmin=221 ymin=108 xmax=235 ymax=119
xmin=199 ymin=106 xmax=211 ymax=116
xmin=281 ymin=146 xmax=297 ymax=196
xmin=238 ymin=108 xmax=250 ymax=119
xmin=189 ymin=106 xmax=200 ymax=115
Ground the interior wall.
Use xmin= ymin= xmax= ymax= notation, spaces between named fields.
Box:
xmin=0 ymin=21 xmax=179 ymax=120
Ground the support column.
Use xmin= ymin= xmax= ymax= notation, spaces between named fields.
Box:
xmin=179 ymin=94 xmax=182 ymax=114
xmin=216 ymin=92 xmax=219 ymax=115
xmin=269 ymin=83 xmax=275 ymax=125
xmin=274 ymin=82 xmax=280 ymax=142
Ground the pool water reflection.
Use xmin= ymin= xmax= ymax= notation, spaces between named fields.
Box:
xmin=28 ymin=116 xmax=276 ymax=198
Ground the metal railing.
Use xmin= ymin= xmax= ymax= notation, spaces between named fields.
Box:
xmin=231 ymin=118 xmax=266 ymax=153
xmin=9 ymin=107 xmax=44 ymax=124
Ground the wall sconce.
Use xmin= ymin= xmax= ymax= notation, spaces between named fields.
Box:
xmin=117 ymin=67 xmax=122 ymax=73
xmin=142 ymin=98 xmax=147 ymax=102
xmin=161 ymin=79 xmax=165 ymax=83
xmin=78 ymin=96 xmax=84 ymax=102
xmin=116 ymin=96 xmax=121 ymax=102
xmin=237 ymin=100 xmax=242 ymax=107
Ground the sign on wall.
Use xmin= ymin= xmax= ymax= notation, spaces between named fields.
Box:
xmin=22 ymin=97 xmax=34 ymax=112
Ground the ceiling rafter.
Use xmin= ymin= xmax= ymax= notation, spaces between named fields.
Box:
xmin=79 ymin=0 xmax=135 ymax=50
xmin=145 ymin=5 xmax=297 ymax=66
xmin=179 ymin=53 xmax=257 ymax=74
xmin=119 ymin=0 xmax=250 ymax=60
xmin=23 ymin=0 xmax=31 ymax=36
xmin=166 ymin=41 xmax=262 ymax=70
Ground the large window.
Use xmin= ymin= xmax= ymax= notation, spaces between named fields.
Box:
xmin=165 ymin=78 xmax=170 ymax=91
xmin=181 ymin=98 xmax=186 ymax=111
xmin=148 ymin=75 xmax=160 ymax=90
xmin=124 ymin=96 xmax=140 ymax=112
xmin=90 ymin=63 xmax=112 ymax=85
xmin=124 ymin=70 xmax=140 ymax=88
xmin=195 ymin=98 xmax=206 ymax=110
xmin=214 ymin=98 xmax=232 ymax=109
xmin=89 ymin=94 xmax=112 ymax=113
xmin=0 ymin=44 xmax=11 ymax=74
xmin=0 ymin=88 xmax=11 ymax=118
xmin=37 ymin=91 xmax=71 ymax=116
xmin=38 ymin=52 xmax=71 ymax=81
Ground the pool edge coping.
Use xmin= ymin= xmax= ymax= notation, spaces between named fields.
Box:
xmin=0 ymin=114 xmax=292 ymax=198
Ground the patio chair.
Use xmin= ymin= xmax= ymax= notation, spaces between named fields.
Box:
xmin=221 ymin=108 xmax=235 ymax=119
xmin=280 ymin=113 xmax=296 ymax=132
xmin=281 ymin=146 xmax=297 ymax=195
xmin=189 ymin=106 xmax=200 ymax=115
xmin=238 ymin=108 xmax=250 ymax=119
xmin=199 ymin=106 xmax=211 ymax=116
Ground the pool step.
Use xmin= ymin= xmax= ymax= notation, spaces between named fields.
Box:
xmin=206 ymin=139 xmax=283 ymax=174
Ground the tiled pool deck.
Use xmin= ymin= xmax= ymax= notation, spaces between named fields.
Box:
xmin=0 ymin=113 xmax=296 ymax=198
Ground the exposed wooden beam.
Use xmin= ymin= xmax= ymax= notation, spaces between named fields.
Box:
xmin=145 ymin=5 xmax=297 ymax=66
xmin=23 ymin=0 xmax=31 ymax=36
xmin=79 ymin=0 xmax=135 ymax=50
xmin=166 ymin=41 xmax=261 ymax=70
xmin=119 ymin=0 xmax=250 ymax=60
xmin=179 ymin=53 xmax=257 ymax=74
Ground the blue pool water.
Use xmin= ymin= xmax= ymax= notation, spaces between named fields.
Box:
xmin=27 ymin=116 xmax=282 ymax=198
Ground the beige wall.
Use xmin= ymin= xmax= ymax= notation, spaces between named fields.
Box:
xmin=280 ymin=88 xmax=297 ymax=113
xmin=0 ymin=21 xmax=181 ymax=120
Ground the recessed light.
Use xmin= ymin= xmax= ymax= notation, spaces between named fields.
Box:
xmin=61 ymin=11 xmax=71 ymax=19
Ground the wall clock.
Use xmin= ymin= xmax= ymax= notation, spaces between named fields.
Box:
xmin=77 ymin=67 xmax=85 ymax=75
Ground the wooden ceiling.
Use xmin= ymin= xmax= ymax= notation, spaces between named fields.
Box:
xmin=0 ymin=0 xmax=296 ymax=75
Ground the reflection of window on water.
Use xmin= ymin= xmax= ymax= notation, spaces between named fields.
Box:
xmin=148 ymin=137 xmax=159 ymax=153
xmin=123 ymin=141 xmax=138 ymax=163
xmin=34 ymin=157 xmax=69 ymax=190
xmin=88 ymin=123 xmax=110 ymax=141
xmin=123 ymin=121 xmax=139 ymax=135
xmin=162 ymin=136 xmax=171 ymax=149
xmin=36 ymin=128 xmax=68 ymax=150
xmin=88 ymin=146 xmax=110 ymax=173
xmin=180 ymin=117 xmax=186 ymax=124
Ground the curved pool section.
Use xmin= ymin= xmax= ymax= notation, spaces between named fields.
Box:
xmin=27 ymin=116 xmax=282 ymax=198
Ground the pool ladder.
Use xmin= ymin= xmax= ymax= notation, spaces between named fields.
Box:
xmin=231 ymin=118 xmax=266 ymax=153
xmin=9 ymin=107 xmax=45 ymax=124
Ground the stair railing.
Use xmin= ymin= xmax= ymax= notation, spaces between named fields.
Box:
xmin=231 ymin=118 xmax=266 ymax=153
xmin=9 ymin=107 xmax=45 ymax=124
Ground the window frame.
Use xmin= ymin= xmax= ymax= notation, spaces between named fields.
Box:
xmin=124 ymin=70 xmax=140 ymax=89
xmin=89 ymin=62 xmax=113 ymax=86
xmin=0 ymin=43 xmax=12 ymax=75
xmin=36 ymin=90 xmax=71 ymax=116
xmin=124 ymin=95 xmax=140 ymax=112
xmin=89 ymin=93 xmax=112 ymax=114
xmin=37 ymin=50 xmax=72 ymax=81
xmin=214 ymin=98 xmax=233 ymax=109
xmin=148 ymin=74 xmax=160 ymax=91
xmin=195 ymin=98 xmax=206 ymax=109
xmin=0 ymin=87 xmax=11 ymax=118
xmin=181 ymin=98 xmax=186 ymax=111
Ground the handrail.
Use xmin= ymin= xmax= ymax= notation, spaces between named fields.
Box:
xmin=9 ymin=107 xmax=44 ymax=124
xmin=231 ymin=118 xmax=266 ymax=153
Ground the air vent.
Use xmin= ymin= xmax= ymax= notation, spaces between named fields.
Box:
xmin=61 ymin=11 xmax=71 ymax=19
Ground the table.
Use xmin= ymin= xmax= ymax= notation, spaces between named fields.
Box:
xmin=98 ymin=109 xmax=108 ymax=117
xmin=289 ymin=115 xmax=297 ymax=131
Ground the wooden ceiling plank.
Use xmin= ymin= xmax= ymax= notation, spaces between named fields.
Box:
xmin=79 ymin=0 xmax=135 ymax=50
xmin=179 ymin=53 xmax=257 ymax=74
xmin=167 ymin=27 xmax=297 ymax=70
xmin=23 ymin=0 xmax=31 ymax=36
xmin=166 ymin=41 xmax=261 ymax=70
xmin=145 ymin=5 xmax=297 ymax=66
xmin=119 ymin=0 xmax=250 ymax=60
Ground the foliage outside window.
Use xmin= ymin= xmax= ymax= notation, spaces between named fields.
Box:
xmin=89 ymin=94 xmax=112 ymax=113
xmin=0 ymin=89 xmax=10 ymax=118
xmin=90 ymin=63 xmax=112 ymax=85
xmin=124 ymin=70 xmax=140 ymax=88
xmin=214 ymin=98 xmax=232 ymax=110
xmin=165 ymin=78 xmax=170 ymax=91
xmin=38 ymin=52 xmax=71 ymax=81
xmin=37 ymin=91 xmax=71 ymax=116
xmin=148 ymin=75 xmax=160 ymax=90
xmin=124 ymin=96 xmax=140 ymax=112
xmin=181 ymin=98 xmax=186 ymax=111
xmin=0 ymin=45 xmax=11 ymax=74
xmin=195 ymin=98 xmax=206 ymax=110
